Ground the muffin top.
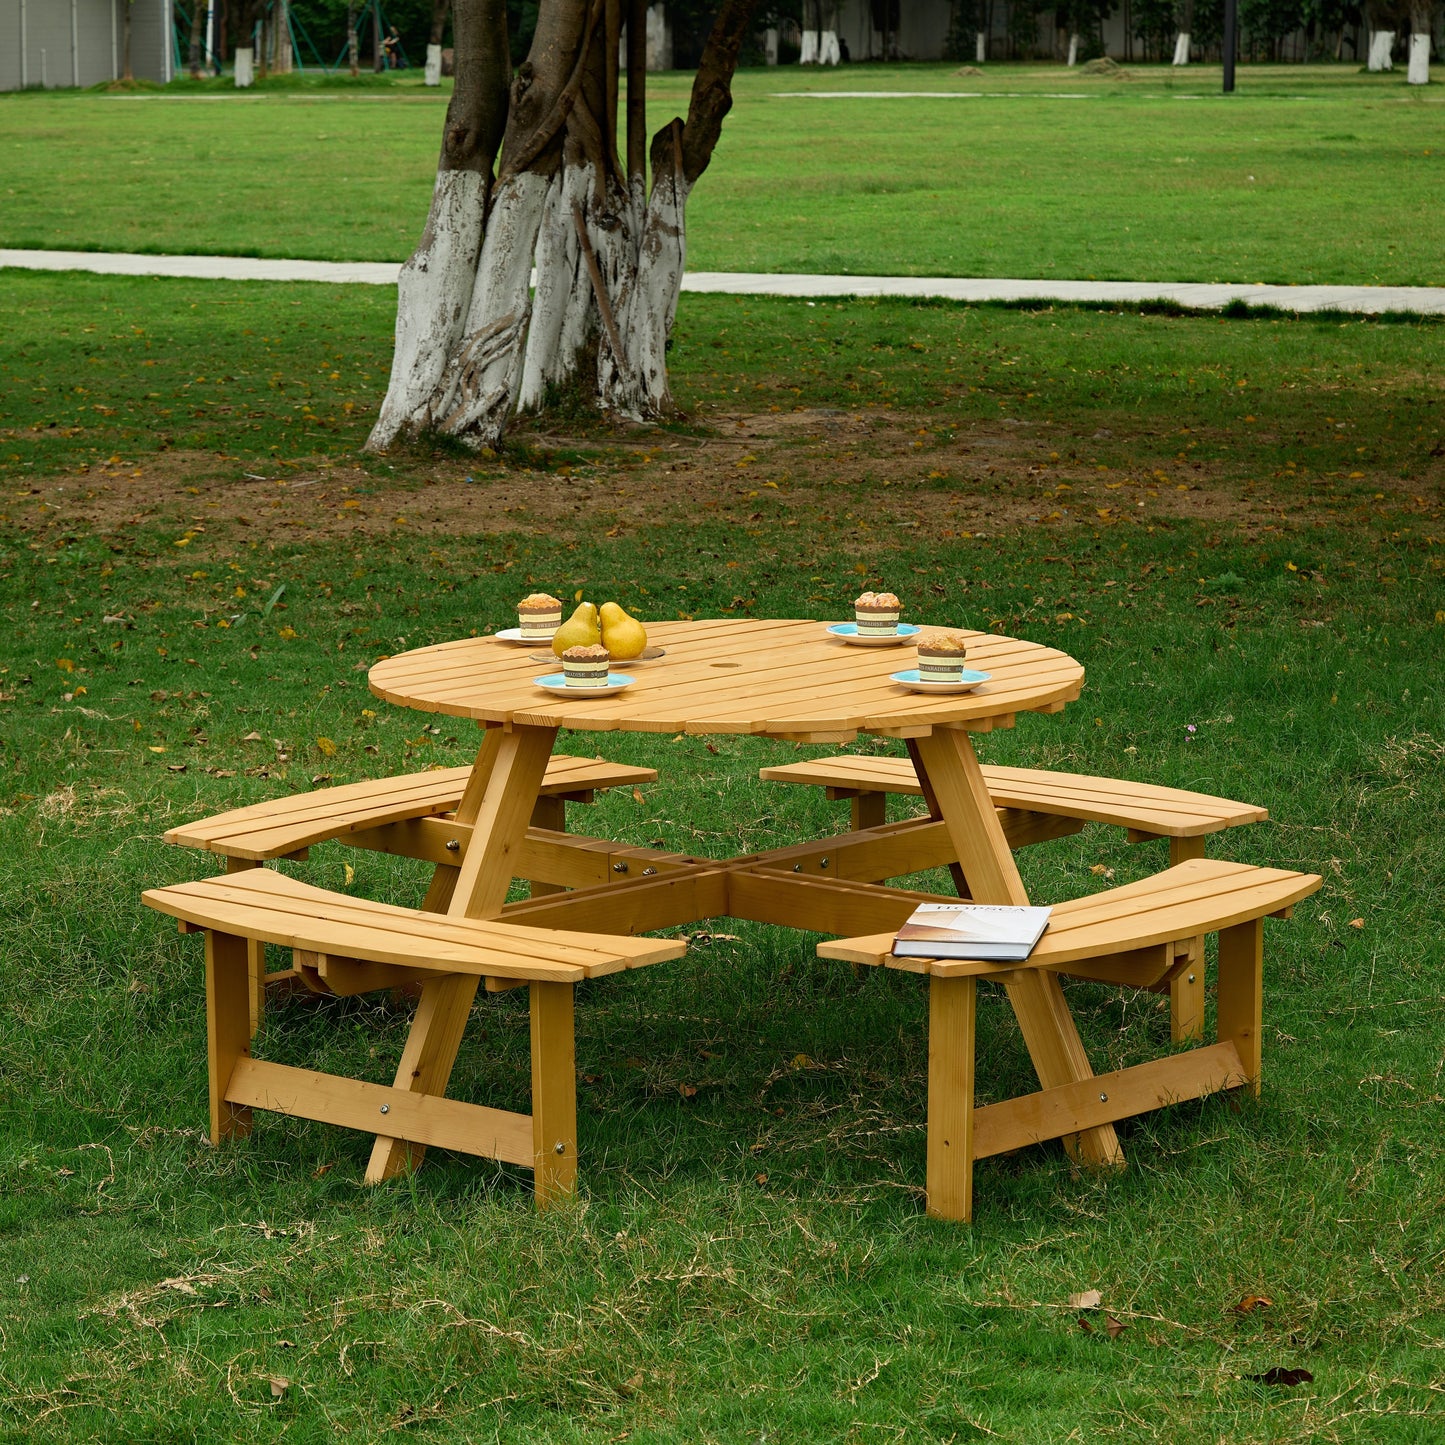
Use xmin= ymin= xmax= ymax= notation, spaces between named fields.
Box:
xmin=562 ymin=644 xmax=610 ymax=662
xmin=855 ymin=591 xmax=901 ymax=609
xmin=918 ymin=632 xmax=967 ymax=653
xmin=518 ymin=592 xmax=563 ymax=609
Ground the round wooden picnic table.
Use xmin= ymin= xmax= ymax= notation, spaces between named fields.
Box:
xmin=368 ymin=618 xmax=1084 ymax=740
xmin=364 ymin=620 xmax=1118 ymax=1211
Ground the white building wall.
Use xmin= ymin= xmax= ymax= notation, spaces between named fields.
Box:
xmin=0 ymin=0 xmax=170 ymax=91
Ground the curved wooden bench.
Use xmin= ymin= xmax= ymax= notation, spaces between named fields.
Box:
xmin=164 ymin=754 xmax=657 ymax=862
xmin=144 ymin=868 xmax=685 ymax=1207
xmin=164 ymin=754 xmax=657 ymax=1031
xmin=816 ymin=858 xmax=1322 ymax=1221
xmin=762 ymin=758 xmax=1268 ymax=1042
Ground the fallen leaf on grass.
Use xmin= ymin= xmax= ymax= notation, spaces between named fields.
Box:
xmin=1348 ymin=918 xmax=1364 ymax=929
xmin=632 ymin=788 xmax=646 ymax=804
xmin=1235 ymin=1295 xmax=1274 ymax=1314
xmin=315 ymin=737 xmax=337 ymax=757
xmin=1104 ymin=1315 xmax=1128 ymax=1339
xmin=1077 ymin=1317 xmax=1095 ymax=1334
xmin=678 ymin=1083 xmax=698 ymax=1098
xmin=1089 ymin=865 xmax=1115 ymax=879
xmin=1247 ymin=1367 xmax=1313 ymax=1387
xmin=269 ymin=1376 xmax=290 ymax=1399
xmin=240 ymin=731 xmax=263 ymax=743
xmin=1068 ymin=1290 xmax=1103 ymax=1311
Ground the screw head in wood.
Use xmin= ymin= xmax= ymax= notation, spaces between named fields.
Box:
xmin=554 ymin=1141 xmax=566 ymax=1155
xmin=1188 ymin=974 xmax=1196 ymax=984
xmin=793 ymin=864 xmax=802 ymax=873
xmin=445 ymin=838 xmax=460 ymax=852
xmin=1098 ymin=1093 xmax=1107 ymax=1103
xmin=379 ymin=1104 xmax=390 ymax=1115
xmin=642 ymin=866 xmax=657 ymax=876
xmin=613 ymin=861 xmax=629 ymax=873
xmin=820 ymin=857 xmax=830 ymax=868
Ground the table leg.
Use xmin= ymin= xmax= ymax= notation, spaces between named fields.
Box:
xmin=366 ymin=725 xmax=559 ymax=1183
xmin=910 ymin=728 xmax=1124 ymax=1172
xmin=527 ymin=795 xmax=569 ymax=897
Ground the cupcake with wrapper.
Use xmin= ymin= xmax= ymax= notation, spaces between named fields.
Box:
xmin=516 ymin=592 xmax=563 ymax=641
xmin=916 ymin=632 xmax=968 ymax=683
xmin=562 ymin=643 xmax=611 ymax=688
xmin=854 ymin=591 xmax=902 ymax=637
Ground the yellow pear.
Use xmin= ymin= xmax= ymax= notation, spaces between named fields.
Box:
xmin=551 ymin=601 xmax=602 ymax=657
xmin=600 ymin=601 xmax=648 ymax=660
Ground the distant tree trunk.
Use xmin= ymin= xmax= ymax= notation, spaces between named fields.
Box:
xmin=1067 ymin=31 xmax=1079 ymax=63
xmin=427 ymin=0 xmax=453 ymax=84
xmin=369 ymin=0 xmax=759 ymax=452
xmin=122 ymin=0 xmax=135 ymax=81
xmin=1172 ymin=31 xmax=1191 ymax=62
xmin=234 ymin=0 xmax=259 ymax=86
xmin=819 ymin=0 xmax=840 ymax=62
xmin=189 ymin=0 xmax=206 ymax=77
xmin=275 ymin=0 xmax=294 ymax=73
xmin=801 ymin=0 xmax=820 ymax=61
xmin=348 ymin=3 xmax=361 ymax=76
xmin=1407 ymin=0 xmax=1432 ymax=80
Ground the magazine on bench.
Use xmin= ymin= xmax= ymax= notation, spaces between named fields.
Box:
xmin=892 ymin=902 xmax=1053 ymax=961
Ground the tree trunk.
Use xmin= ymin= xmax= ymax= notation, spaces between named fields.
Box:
xmin=427 ymin=0 xmax=453 ymax=83
xmin=369 ymin=0 xmax=758 ymax=453
xmin=1172 ymin=30 xmax=1191 ymax=62
xmin=122 ymin=1 xmax=134 ymax=81
xmin=1368 ymin=29 xmax=1396 ymax=67
xmin=1408 ymin=0 xmax=1432 ymax=81
xmin=275 ymin=0 xmax=293 ymax=74
xmin=348 ymin=3 xmax=360 ymax=76
xmin=976 ymin=29 xmax=986 ymax=61
xmin=189 ymin=0 xmax=205 ymax=78
xmin=234 ymin=0 xmax=259 ymax=86
xmin=1067 ymin=31 xmax=1079 ymax=64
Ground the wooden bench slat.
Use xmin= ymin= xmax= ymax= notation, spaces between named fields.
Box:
xmin=760 ymin=758 xmax=1267 ymax=838
xmin=144 ymin=869 xmax=686 ymax=980
xmin=816 ymin=859 xmax=1322 ymax=976
xmin=164 ymin=755 xmax=658 ymax=861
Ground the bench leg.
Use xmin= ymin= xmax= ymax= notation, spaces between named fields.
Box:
xmin=927 ymin=975 xmax=976 ymax=1222
xmin=850 ymin=791 xmax=887 ymax=832
xmin=530 ymin=980 xmax=578 ymax=1207
xmin=1216 ymin=918 xmax=1264 ymax=1094
xmin=224 ymin=857 xmax=270 ymax=1037
xmin=205 ymin=930 xmax=253 ymax=1144
xmin=528 ymin=795 xmax=568 ymax=897
xmin=1168 ymin=837 xmax=1208 ymax=1042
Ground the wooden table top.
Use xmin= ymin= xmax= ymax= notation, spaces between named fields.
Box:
xmin=369 ymin=619 xmax=1085 ymax=741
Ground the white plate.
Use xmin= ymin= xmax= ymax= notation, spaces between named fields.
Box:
xmin=889 ymin=668 xmax=991 ymax=695
xmin=529 ymin=646 xmax=666 ymax=665
xmin=533 ymin=673 xmax=635 ymax=698
xmin=493 ymin=627 xmax=556 ymax=646
xmin=827 ymin=621 xmax=921 ymax=648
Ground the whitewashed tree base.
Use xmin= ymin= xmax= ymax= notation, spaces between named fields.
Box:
xmin=819 ymin=30 xmax=839 ymax=65
xmin=425 ymin=43 xmax=442 ymax=86
xmin=800 ymin=30 xmax=819 ymax=64
xmin=234 ymin=47 xmax=254 ymax=88
xmin=1368 ymin=31 xmax=1395 ymax=70
xmin=1067 ymin=33 xmax=1079 ymax=66
xmin=369 ymin=169 xmax=488 ymax=451
xmin=1172 ymin=32 xmax=1191 ymax=65
xmin=1407 ymin=32 xmax=1430 ymax=84
xmin=976 ymin=32 xmax=987 ymax=62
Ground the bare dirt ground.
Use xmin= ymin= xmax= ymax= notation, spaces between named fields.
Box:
xmin=12 ymin=404 xmax=1436 ymax=554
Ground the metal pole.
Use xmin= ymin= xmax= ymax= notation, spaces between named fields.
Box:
xmin=71 ymin=0 xmax=79 ymax=87
xmin=1223 ymin=0 xmax=1237 ymax=91
xmin=20 ymin=0 xmax=28 ymax=91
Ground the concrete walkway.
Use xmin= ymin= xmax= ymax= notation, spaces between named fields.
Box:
xmin=4 ymin=247 xmax=1442 ymax=316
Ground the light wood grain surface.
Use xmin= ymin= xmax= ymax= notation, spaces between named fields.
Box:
xmin=369 ymin=620 xmax=1084 ymax=737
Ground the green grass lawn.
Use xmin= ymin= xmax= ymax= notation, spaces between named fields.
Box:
xmin=2 ymin=63 xmax=1442 ymax=283
xmin=1 ymin=269 xmax=1443 ymax=1440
